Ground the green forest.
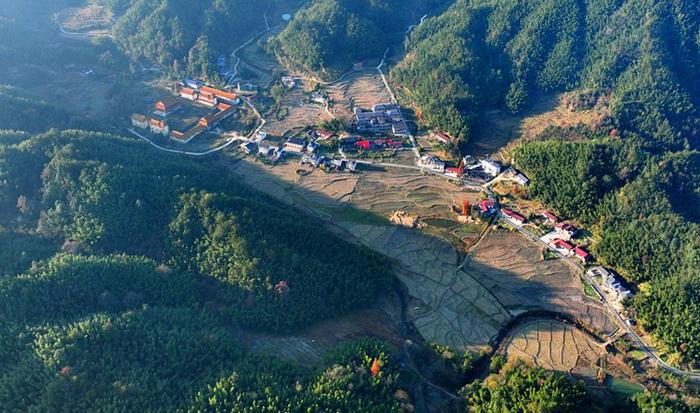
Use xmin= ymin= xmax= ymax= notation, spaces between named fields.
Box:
xmin=0 ymin=130 xmax=404 ymax=411
xmin=515 ymin=130 xmax=700 ymax=368
xmin=390 ymin=0 xmax=700 ymax=149
xmin=268 ymin=0 xmax=444 ymax=78
xmin=91 ymin=0 xmax=270 ymax=81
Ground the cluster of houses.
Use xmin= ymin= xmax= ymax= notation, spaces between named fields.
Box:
xmin=178 ymin=78 xmax=241 ymax=107
xmin=537 ymin=210 xmax=592 ymax=264
xmin=240 ymin=131 xmax=323 ymax=163
xmin=300 ymin=153 xmax=358 ymax=173
xmin=354 ymin=103 xmax=409 ymax=136
xmin=587 ymin=266 xmax=633 ymax=306
xmin=130 ymin=79 xmax=240 ymax=143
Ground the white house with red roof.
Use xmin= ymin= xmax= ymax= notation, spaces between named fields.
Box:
xmin=501 ymin=208 xmax=526 ymax=226
xmin=541 ymin=211 xmax=559 ymax=223
xmin=574 ymin=247 xmax=591 ymax=263
xmin=550 ymin=238 xmax=575 ymax=255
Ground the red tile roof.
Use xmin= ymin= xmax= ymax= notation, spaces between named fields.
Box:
xmin=479 ymin=199 xmax=496 ymax=212
xmin=542 ymin=211 xmax=559 ymax=222
xmin=502 ymin=208 xmax=526 ymax=223
xmin=574 ymin=247 xmax=590 ymax=259
xmin=552 ymin=239 xmax=575 ymax=251
xmin=200 ymin=86 xmax=238 ymax=102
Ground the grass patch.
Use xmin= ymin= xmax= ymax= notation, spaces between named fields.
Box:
xmin=580 ymin=277 xmax=600 ymax=299
xmin=424 ymin=218 xmax=458 ymax=229
xmin=628 ymin=350 xmax=646 ymax=360
xmin=542 ymin=249 xmax=558 ymax=261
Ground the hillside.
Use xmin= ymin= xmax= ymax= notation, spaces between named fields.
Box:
xmin=91 ymin=0 xmax=270 ymax=80
xmin=391 ymin=0 xmax=700 ymax=150
xmin=268 ymin=0 xmax=445 ymax=78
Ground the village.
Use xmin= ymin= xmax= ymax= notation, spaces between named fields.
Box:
xmin=124 ymin=62 xmax=638 ymax=333
xmin=112 ymin=15 xmax=651 ymax=391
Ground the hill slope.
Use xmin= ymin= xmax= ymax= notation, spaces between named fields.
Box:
xmin=391 ymin=0 xmax=700 ymax=149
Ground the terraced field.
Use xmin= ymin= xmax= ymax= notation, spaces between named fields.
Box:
xmin=468 ymin=231 xmax=619 ymax=337
xmin=504 ymin=320 xmax=605 ymax=378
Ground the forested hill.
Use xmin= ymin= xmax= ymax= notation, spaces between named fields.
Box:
xmin=268 ymin=0 xmax=445 ymax=78
xmin=390 ymin=0 xmax=700 ymax=149
xmin=0 ymin=130 xmax=406 ymax=410
xmin=93 ymin=0 xmax=270 ymax=80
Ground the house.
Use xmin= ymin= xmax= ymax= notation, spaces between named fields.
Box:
xmin=550 ymin=238 xmax=575 ymax=254
xmin=198 ymin=103 xmax=235 ymax=130
xmin=433 ymin=131 xmax=452 ymax=143
xmin=149 ymin=119 xmax=169 ymax=136
xmin=154 ymin=97 xmax=181 ymax=117
xmin=284 ymin=137 xmax=306 ymax=154
xmin=339 ymin=136 xmax=359 ymax=149
xmin=198 ymin=90 xmax=218 ymax=107
xmin=555 ymin=223 xmax=578 ymax=239
xmin=356 ymin=140 xmax=372 ymax=150
xmin=281 ymin=76 xmax=296 ymax=88
xmin=589 ymin=266 xmax=632 ymax=302
xmin=479 ymin=199 xmax=497 ymax=215
xmin=317 ymin=130 xmax=335 ymax=140
xmin=179 ymin=87 xmax=198 ymax=101
xmin=306 ymin=142 xmax=318 ymax=154
xmin=480 ymin=158 xmax=502 ymax=176
xmin=131 ymin=113 xmax=149 ymax=129
xmin=514 ymin=172 xmax=530 ymax=186
xmin=240 ymin=142 xmax=257 ymax=155
xmin=310 ymin=92 xmax=327 ymax=105
xmin=347 ymin=160 xmax=358 ymax=172
xmin=574 ymin=247 xmax=591 ymax=263
xmin=183 ymin=77 xmax=203 ymax=90
xmin=386 ymin=138 xmax=403 ymax=148
xmin=445 ymin=166 xmax=463 ymax=178
xmin=501 ymin=208 xmax=526 ymax=226
xmin=256 ymin=131 xmax=268 ymax=142
xmin=200 ymin=86 xmax=240 ymax=104
xmin=354 ymin=103 xmax=409 ymax=136
xmin=541 ymin=211 xmax=559 ymax=223
xmin=417 ymin=155 xmax=445 ymax=173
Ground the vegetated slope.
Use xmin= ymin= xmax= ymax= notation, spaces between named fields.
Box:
xmin=0 ymin=130 xmax=405 ymax=410
xmin=391 ymin=0 xmax=700 ymax=150
xmin=0 ymin=85 xmax=77 ymax=132
xmin=92 ymin=0 xmax=269 ymax=80
xmin=0 ymin=130 xmax=392 ymax=332
xmin=514 ymin=128 xmax=700 ymax=368
xmin=268 ymin=0 xmax=445 ymax=79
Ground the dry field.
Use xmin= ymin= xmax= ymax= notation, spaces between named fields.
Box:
xmin=467 ymin=94 xmax=598 ymax=160
xmin=467 ymin=230 xmax=618 ymax=337
xmin=343 ymin=223 xmax=511 ymax=353
xmin=324 ymin=70 xmax=394 ymax=121
xmin=504 ymin=320 xmax=605 ymax=378
xmin=55 ymin=6 xmax=113 ymax=33
xmin=226 ymin=154 xmax=616 ymax=355
xmin=264 ymin=82 xmax=332 ymax=136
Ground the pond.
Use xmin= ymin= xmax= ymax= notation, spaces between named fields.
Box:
xmin=605 ymin=376 xmax=644 ymax=397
